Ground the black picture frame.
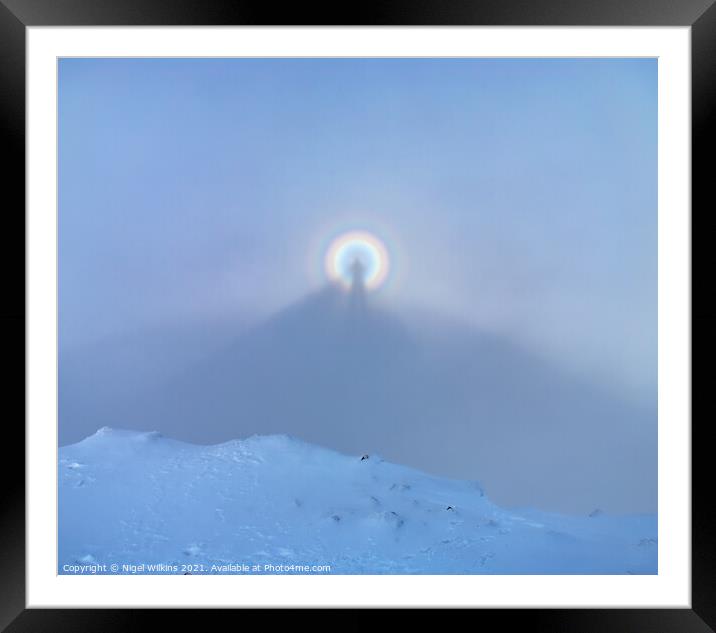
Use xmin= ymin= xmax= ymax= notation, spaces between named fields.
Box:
xmin=2 ymin=0 xmax=711 ymax=630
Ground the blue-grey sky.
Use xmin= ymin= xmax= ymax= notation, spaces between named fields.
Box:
xmin=59 ymin=57 xmax=657 ymax=405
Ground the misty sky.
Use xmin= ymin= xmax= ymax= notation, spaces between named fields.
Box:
xmin=59 ymin=57 xmax=657 ymax=406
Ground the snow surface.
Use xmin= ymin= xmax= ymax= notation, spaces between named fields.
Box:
xmin=58 ymin=428 xmax=657 ymax=574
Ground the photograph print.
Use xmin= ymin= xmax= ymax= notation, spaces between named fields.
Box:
xmin=58 ymin=57 xmax=657 ymax=576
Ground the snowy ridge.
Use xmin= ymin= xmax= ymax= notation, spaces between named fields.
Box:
xmin=59 ymin=428 xmax=657 ymax=574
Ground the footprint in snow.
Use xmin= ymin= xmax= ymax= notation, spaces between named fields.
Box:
xmin=479 ymin=553 xmax=495 ymax=567
xmin=183 ymin=543 xmax=203 ymax=557
xmin=388 ymin=482 xmax=411 ymax=492
xmin=74 ymin=476 xmax=95 ymax=488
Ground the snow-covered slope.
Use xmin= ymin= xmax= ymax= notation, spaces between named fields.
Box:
xmin=59 ymin=428 xmax=657 ymax=574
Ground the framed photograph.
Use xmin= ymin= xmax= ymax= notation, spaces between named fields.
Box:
xmin=4 ymin=0 xmax=711 ymax=629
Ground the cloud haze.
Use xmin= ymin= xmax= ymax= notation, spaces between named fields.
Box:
xmin=59 ymin=58 xmax=657 ymax=514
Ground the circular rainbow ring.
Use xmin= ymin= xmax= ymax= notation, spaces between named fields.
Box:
xmin=324 ymin=230 xmax=390 ymax=291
